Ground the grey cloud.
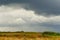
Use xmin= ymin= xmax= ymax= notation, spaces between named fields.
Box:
xmin=0 ymin=0 xmax=60 ymax=32
xmin=0 ymin=0 xmax=59 ymax=16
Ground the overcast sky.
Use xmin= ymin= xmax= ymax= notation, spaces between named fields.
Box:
xmin=0 ymin=0 xmax=60 ymax=32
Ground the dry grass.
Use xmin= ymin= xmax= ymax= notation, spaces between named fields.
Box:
xmin=0 ymin=36 xmax=60 ymax=40
xmin=0 ymin=32 xmax=60 ymax=40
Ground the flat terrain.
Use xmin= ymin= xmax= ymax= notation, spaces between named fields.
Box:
xmin=0 ymin=32 xmax=60 ymax=40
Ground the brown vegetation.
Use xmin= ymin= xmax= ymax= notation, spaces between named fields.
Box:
xmin=0 ymin=32 xmax=60 ymax=40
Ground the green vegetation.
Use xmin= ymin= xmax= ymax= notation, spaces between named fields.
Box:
xmin=42 ymin=31 xmax=60 ymax=36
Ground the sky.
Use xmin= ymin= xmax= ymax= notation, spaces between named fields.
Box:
xmin=0 ymin=0 xmax=60 ymax=32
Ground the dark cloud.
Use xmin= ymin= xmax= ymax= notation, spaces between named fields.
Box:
xmin=0 ymin=0 xmax=60 ymax=16
xmin=0 ymin=0 xmax=29 ymax=5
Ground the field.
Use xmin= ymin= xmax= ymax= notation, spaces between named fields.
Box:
xmin=0 ymin=31 xmax=60 ymax=40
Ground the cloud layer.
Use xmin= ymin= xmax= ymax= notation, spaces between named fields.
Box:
xmin=0 ymin=5 xmax=59 ymax=32
xmin=0 ymin=0 xmax=60 ymax=32
xmin=0 ymin=0 xmax=60 ymax=16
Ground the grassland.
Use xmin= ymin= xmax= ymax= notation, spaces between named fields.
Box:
xmin=0 ymin=31 xmax=60 ymax=40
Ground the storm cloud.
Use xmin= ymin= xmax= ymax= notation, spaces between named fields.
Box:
xmin=0 ymin=0 xmax=60 ymax=32
xmin=0 ymin=0 xmax=60 ymax=16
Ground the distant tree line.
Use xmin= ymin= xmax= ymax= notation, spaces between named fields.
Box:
xmin=42 ymin=31 xmax=60 ymax=36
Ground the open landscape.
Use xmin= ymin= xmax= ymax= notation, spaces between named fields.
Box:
xmin=0 ymin=0 xmax=60 ymax=40
xmin=0 ymin=31 xmax=60 ymax=40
